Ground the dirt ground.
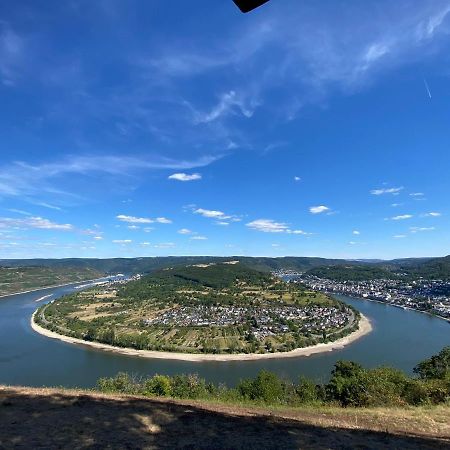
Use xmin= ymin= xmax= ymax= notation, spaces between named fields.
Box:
xmin=1 ymin=386 xmax=449 ymax=449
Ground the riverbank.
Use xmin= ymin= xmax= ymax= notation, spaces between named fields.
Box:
xmin=329 ymin=292 xmax=450 ymax=323
xmin=30 ymin=311 xmax=372 ymax=362
xmin=0 ymin=278 xmax=102 ymax=299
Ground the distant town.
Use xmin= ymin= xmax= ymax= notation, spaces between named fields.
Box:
xmin=275 ymin=271 xmax=450 ymax=321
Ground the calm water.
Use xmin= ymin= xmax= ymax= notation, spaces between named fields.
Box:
xmin=0 ymin=282 xmax=448 ymax=388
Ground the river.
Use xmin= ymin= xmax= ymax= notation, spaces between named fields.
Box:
xmin=0 ymin=282 xmax=448 ymax=388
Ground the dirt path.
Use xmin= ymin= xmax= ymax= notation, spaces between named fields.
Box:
xmin=1 ymin=386 xmax=448 ymax=449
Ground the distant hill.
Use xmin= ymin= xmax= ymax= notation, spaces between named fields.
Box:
xmin=1 ymin=255 xmax=449 ymax=280
xmin=305 ymin=265 xmax=395 ymax=282
xmin=0 ymin=266 xmax=103 ymax=296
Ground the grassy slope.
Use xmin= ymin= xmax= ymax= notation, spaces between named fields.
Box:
xmin=0 ymin=266 xmax=104 ymax=296
xmin=1 ymin=386 xmax=448 ymax=449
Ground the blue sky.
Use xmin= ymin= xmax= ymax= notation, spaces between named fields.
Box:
xmin=1 ymin=0 xmax=450 ymax=260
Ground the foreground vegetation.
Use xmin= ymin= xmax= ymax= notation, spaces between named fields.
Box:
xmin=0 ymin=266 xmax=103 ymax=296
xmin=35 ymin=262 xmax=360 ymax=354
xmin=98 ymin=347 xmax=450 ymax=408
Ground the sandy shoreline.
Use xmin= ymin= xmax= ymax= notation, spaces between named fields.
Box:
xmin=31 ymin=311 xmax=372 ymax=362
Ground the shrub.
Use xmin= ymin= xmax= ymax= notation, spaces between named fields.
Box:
xmin=144 ymin=375 xmax=172 ymax=397
xmin=238 ymin=370 xmax=287 ymax=404
xmin=295 ymin=376 xmax=322 ymax=405
xmin=170 ymin=374 xmax=208 ymax=399
xmin=97 ymin=372 xmax=137 ymax=394
xmin=414 ymin=347 xmax=450 ymax=380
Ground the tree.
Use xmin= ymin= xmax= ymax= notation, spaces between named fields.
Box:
xmin=414 ymin=346 xmax=450 ymax=380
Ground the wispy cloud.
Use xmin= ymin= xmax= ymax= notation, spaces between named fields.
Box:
xmin=246 ymin=219 xmax=289 ymax=233
xmin=193 ymin=207 xmax=241 ymax=225
xmin=424 ymin=212 xmax=441 ymax=217
xmin=0 ymin=153 xmax=219 ymax=206
xmin=178 ymin=228 xmax=192 ymax=234
xmin=168 ymin=173 xmax=202 ymax=181
xmin=190 ymin=235 xmax=207 ymax=240
xmin=370 ymin=186 xmax=404 ymax=195
xmin=112 ymin=239 xmax=132 ymax=244
xmin=353 ymin=230 xmax=361 ymax=235
xmin=246 ymin=219 xmax=311 ymax=235
xmin=410 ymin=226 xmax=435 ymax=233
xmin=116 ymin=214 xmax=172 ymax=224
xmin=116 ymin=215 xmax=153 ymax=224
xmin=0 ymin=216 xmax=73 ymax=231
xmin=389 ymin=214 xmax=413 ymax=220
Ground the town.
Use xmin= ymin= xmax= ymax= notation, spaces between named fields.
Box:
xmin=276 ymin=272 xmax=450 ymax=321
xmin=143 ymin=304 xmax=353 ymax=341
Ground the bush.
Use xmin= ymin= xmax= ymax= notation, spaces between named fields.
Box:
xmin=97 ymin=372 xmax=138 ymax=394
xmin=238 ymin=370 xmax=287 ymax=404
xmin=170 ymin=374 xmax=208 ymax=399
xmin=144 ymin=375 xmax=172 ymax=397
xmin=295 ymin=376 xmax=322 ymax=405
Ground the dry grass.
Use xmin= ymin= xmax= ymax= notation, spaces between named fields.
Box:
xmin=1 ymin=386 xmax=449 ymax=449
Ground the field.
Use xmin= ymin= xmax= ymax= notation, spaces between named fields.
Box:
xmin=35 ymin=262 xmax=360 ymax=355
xmin=0 ymin=266 xmax=104 ymax=297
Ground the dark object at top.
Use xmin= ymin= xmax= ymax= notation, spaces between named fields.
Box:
xmin=233 ymin=0 xmax=270 ymax=13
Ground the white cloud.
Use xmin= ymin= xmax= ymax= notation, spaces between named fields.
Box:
xmin=353 ymin=230 xmax=361 ymax=235
xmin=410 ymin=226 xmax=435 ymax=233
xmin=194 ymin=90 xmax=256 ymax=124
xmin=93 ymin=236 xmax=103 ymax=240
xmin=393 ymin=234 xmax=407 ymax=239
xmin=425 ymin=212 xmax=441 ymax=217
xmin=193 ymin=207 xmax=240 ymax=223
xmin=156 ymin=217 xmax=172 ymax=224
xmin=246 ymin=219 xmax=289 ymax=233
xmin=370 ymin=187 xmax=404 ymax=195
xmin=390 ymin=214 xmax=413 ymax=220
xmin=140 ymin=242 xmax=151 ymax=246
xmin=127 ymin=225 xmax=140 ymax=230
xmin=289 ymin=229 xmax=311 ymax=235
xmin=178 ymin=228 xmax=192 ymax=234
xmin=190 ymin=235 xmax=208 ymax=240
xmin=117 ymin=214 xmax=153 ymax=224
xmin=309 ymin=205 xmax=330 ymax=214
xmin=168 ymin=173 xmax=202 ymax=182
xmin=0 ymin=216 xmax=73 ymax=231
xmin=112 ymin=239 xmax=132 ymax=244
xmin=294 ymin=176 xmax=301 ymax=182
xmin=410 ymin=192 xmax=424 ymax=197
xmin=116 ymin=215 xmax=171 ymax=224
